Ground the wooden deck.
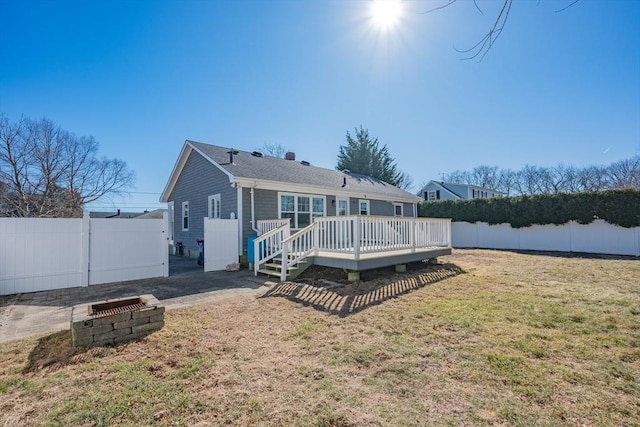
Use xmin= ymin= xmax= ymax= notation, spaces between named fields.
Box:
xmin=254 ymin=216 xmax=453 ymax=281
xmin=312 ymin=246 xmax=452 ymax=271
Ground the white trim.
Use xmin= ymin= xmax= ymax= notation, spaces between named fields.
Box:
xmin=181 ymin=201 xmax=189 ymax=231
xmin=336 ymin=197 xmax=349 ymax=216
xmin=167 ymin=201 xmax=175 ymax=245
xmin=160 ymin=141 xmax=235 ymax=202
xmin=358 ymin=199 xmax=370 ymax=216
xmin=208 ymin=194 xmax=221 ymax=219
xmin=235 ymin=177 xmax=420 ymax=204
xmin=237 ymin=186 xmax=243 ymax=256
xmin=278 ymin=192 xmax=326 ymax=229
xmin=393 ymin=203 xmax=403 ymax=217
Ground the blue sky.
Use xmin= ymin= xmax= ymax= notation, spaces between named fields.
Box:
xmin=1 ymin=0 xmax=639 ymax=211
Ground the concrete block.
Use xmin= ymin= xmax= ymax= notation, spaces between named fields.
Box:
xmin=428 ymin=257 xmax=438 ymax=264
xmin=91 ymin=312 xmax=131 ymax=327
xmin=94 ymin=327 xmax=132 ymax=342
xmin=395 ymin=264 xmax=407 ymax=273
xmin=113 ymin=317 xmax=151 ymax=329
xmin=131 ymin=305 xmax=165 ymax=319
xmin=73 ymin=336 xmax=94 ymax=348
xmin=148 ymin=314 xmax=165 ymax=324
xmin=93 ymin=337 xmax=115 ymax=346
xmin=132 ymin=321 xmax=164 ymax=335
xmin=347 ymin=271 xmax=360 ymax=282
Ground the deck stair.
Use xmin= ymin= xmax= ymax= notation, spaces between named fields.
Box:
xmin=256 ymin=256 xmax=309 ymax=279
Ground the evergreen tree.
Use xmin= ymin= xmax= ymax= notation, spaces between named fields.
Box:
xmin=336 ymin=126 xmax=409 ymax=188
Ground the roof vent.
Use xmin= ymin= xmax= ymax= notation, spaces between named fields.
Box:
xmin=300 ymin=160 xmax=310 ymax=166
xmin=342 ymin=169 xmax=351 ymax=174
xmin=251 ymin=151 xmax=263 ymax=157
xmin=227 ymin=149 xmax=239 ymax=164
xmin=285 ymin=151 xmax=296 ymax=161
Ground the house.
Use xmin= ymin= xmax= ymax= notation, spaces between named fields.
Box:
xmin=89 ymin=209 xmax=167 ymax=219
xmin=418 ymin=181 xmax=505 ymax=202
xmin=160 ymin=140 xmax=425 ymax=260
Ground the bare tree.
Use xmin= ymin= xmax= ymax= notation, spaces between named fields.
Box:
xmin=259 ymin=142 xmax=288 ymax=158
xmin=514 ymin=165 xmax=549 ymax=195
xmin=607 ymin=155 xmax=640 ymax=189
xmin=576 ymin=165 xmax=610 ymax=192
xmin=496 ymin=168 xmax=518 ymax=196
xmin=0 ymin=114 xmax=134 ymax=217
xmin=420 ymin=0 xmax=581 ymax=60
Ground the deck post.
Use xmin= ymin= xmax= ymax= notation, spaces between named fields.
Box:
xmin=281 ymin=243 xmax=289 ymax=281
xmin=410 ymin=218 xmax=415 ymax=253
xmin=353 ymin=216 xmax=361 ymax=260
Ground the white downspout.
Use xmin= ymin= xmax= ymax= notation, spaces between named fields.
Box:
xmin=250 ymin=186 xmax=260 ymax=234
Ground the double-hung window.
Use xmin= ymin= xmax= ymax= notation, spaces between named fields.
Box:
xmin=358 ymin=199 xmax=370 ymax=215
xmin=208 ymin=194 xmax=221 ymax=219
xmin=336 ymin=198 xmax=349 ymax=216
xmin=182 ymin=201 xmax=189 ymax=231
xmin=279 ymin=193 xmax=325 ymax=229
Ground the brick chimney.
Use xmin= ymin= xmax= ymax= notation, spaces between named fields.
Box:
xmin=285 ymin=151 xmax=296 ymax=160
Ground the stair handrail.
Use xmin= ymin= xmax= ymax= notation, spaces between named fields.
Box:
xmin=254 ymin=222 xmax=290 ymax=275
xmin=280 ymin=223 xmax=317 ymax=281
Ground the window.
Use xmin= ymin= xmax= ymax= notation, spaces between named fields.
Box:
xmin=358 ymin=199 xmax=370 ymax=215
xmin=208 ymin=194 xmax=221 ymax=219
xmin=393 ymin=203 xmax=403 ymax=217
xmin=182 ymin=201 xmax=189 ymax=231
xmin=336 ymin=198 xmax=349 ymax=216
xmin=428 ymin=191 xmax=437 ymax=201
xmin=279 ymin=193 xmax=325 ymax=228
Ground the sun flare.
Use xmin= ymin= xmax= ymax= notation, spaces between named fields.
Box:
xmin=370 ymin=0 xmax=404 ymax=32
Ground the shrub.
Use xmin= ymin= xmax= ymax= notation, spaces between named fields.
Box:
xmin=418 ymin=189 xmax=640 ymax=228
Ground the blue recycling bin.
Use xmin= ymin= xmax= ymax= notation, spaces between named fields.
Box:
xmin=196 ymin=238 xmax=204 ymax=266
xmin=247 ymin=235 xmax=257 ymax=263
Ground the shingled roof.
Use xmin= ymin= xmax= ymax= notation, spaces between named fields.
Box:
xmin=161 ymin=140 xmax=420 ymax=203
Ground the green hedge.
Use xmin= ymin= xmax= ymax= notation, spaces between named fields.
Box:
xmin=418 ymin=189 xmax=640 ymax=228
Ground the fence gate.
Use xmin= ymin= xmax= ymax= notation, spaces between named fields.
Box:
xmin=203 ymin=218 xmax=239 ymax=272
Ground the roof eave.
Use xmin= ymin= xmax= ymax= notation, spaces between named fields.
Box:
xmin=234 ymin=177 xmax=421 ymax=204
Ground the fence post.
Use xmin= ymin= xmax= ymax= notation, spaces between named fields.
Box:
xmin=162 ymin=211 xmax=169 ymax=277
xmin=81 ymin=210 xmax=90 ymax=287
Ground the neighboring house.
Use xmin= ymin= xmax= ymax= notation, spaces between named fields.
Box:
xmin=89 ymin=209 xmax=167 ymax=219
xmin=418 ymin=181 xmax=505 ymax=202
xmin=160 ymin=140 xmax=423 ymax=258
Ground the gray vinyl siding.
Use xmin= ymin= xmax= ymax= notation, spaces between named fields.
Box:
xmin=240 ymin=188 xmax=280 ymax=254
xmin=443 ymin=183 xmax=469 ymax=199
xmin=422 ymin=183 xmax=459 ymax=201
xmin=167 ymin=151 xmax=237 ymax=256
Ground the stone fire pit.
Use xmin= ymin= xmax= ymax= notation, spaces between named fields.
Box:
xmin=71 ymin=294 xmax=165 ymax=348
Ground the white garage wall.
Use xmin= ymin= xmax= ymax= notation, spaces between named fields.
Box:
xmin=0 ymin=212 xmax=169 ymax=295
xmin=452 ymin=220 xmax=640 ymax=256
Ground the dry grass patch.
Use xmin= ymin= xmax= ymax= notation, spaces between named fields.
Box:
xmin=1 ymin=249 xmax=639 ymax=426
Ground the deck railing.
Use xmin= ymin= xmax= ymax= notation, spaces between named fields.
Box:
xmin=253 ymin=223 xmax=290 ymax=275
xmin=255 ymin=216 xmax=451 ymax=281
xmin=256 ymin=218 xmax=290 ymax=236
xmin=281 ymin=223 xmax=317 ymax=281
xmin=315 ymin=216 xmax=451 ymax=256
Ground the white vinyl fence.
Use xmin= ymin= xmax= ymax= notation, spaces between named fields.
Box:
xmin=0 ymin=212 xmax=169 ymax=295
xmin=452 ymin=220 xmax=640 ymax=257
